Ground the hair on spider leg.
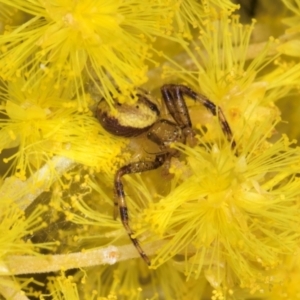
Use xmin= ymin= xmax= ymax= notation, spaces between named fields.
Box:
xmin=95 ymin=84 xmax=236 ymax=266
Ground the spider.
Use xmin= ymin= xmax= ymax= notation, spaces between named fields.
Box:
xmin=96 ymin=84 xmax=236 ymax=266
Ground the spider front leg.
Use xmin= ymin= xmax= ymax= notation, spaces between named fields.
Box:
xmin=161 ymin=84 xmax=236 ymax=149
xmin=114 ymin=153 xmax=167 ymax=265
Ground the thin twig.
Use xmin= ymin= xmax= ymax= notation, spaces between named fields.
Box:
xmin=4 ymin=242 xmax=164 ymax=275
xmin=0 ymin=156 xmax=76 ymax=211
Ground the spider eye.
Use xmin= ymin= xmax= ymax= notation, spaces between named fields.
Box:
xmin=149 ymin=104 xmax=156 ymax=110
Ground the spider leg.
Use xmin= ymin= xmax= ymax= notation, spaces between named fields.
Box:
xmin=160 ymin=85 xmax=192 ymax=129
xmin=114 ymin=153 xmax=167 ymax=265
xmin=161 ymin=84 xmax=236 ymax=149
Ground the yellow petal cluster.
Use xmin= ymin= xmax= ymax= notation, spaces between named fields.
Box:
xmin=0 ymin=0 xmax=186 ymax=110
xmin=143 ymin=126 xmax=300 ymax=290
xmin=1 ymin=1 xmax=300 ymax=300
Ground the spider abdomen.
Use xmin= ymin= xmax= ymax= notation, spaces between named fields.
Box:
xmin=96 ymin=94 xmax=160 ymax=137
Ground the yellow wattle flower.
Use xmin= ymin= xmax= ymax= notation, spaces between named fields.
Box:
xmin=0 ymin=198 xmax=56 ymax=261
xmin=0 ymin=75 xmax=127 ymax=180
xmin=0 ymin=0 xmax=185 ymax=110
xmin=140 ymin=125 xmax=300 ymax=290
xmin=1 ymin=1 xmax=300 ymax=299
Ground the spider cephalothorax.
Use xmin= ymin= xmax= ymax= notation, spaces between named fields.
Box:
xmin=96 ymin=84 xmax=235 ymax=266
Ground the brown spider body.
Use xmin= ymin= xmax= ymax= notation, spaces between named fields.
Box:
xmin=96 ymin=84 xmax=235 ymax=266
xmin=96 ymin=92 xmax=160 ymax=137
